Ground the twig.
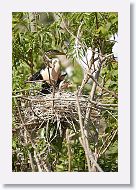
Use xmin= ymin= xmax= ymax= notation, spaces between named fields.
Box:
xmin=24 ymin=130 xmax=35 ymax=172
xmin=106 ymin=110 xmax=118 ymax=121
xmin=13 ymin=95 xmax=118 ymax=106
xmin=34 ymin=150 xmax=42 ymax=172
xmin=25 ymin=79 xmax=50 ymax=83
xmin=88 ymin=73 xmax=118 ymax=98
xmin=98 ymin=127 xmax=116 ymax=154
xmin=99 ymin=129 xmax=118 ymax=157
xmin=66 ymin=129 xmax=72 ymax=172
xmin=59 ymin=13 xmax=105 ymax=57
xmin=74 ymin=21 xmax=90 ymax=68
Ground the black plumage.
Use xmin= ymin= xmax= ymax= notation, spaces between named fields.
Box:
xmin=29 ymin=65 xmax=46 ymax=81
xmin=40 ymin=73 xmax=67 ymax=94
xmin=40 ymin=82 xmax=52 ymax=94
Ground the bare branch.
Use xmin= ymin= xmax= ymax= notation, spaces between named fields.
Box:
xmin=76 ymin=94 xmax=103 ymax=172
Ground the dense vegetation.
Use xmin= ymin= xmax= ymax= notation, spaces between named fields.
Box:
xmin=12 ymin=12 xmax=118 ymax=172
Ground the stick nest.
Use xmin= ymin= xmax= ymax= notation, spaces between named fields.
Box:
xmin=13 ymin=91 xmax=98 ymax=128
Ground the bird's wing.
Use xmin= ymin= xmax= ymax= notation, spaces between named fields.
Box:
xmin=29 ymin=70 xmax=43 ymax=81
xmin=40 ymin=67 xmax=55 ymax=83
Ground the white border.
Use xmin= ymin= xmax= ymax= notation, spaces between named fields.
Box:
xmin=0 ymin=0 xmax=130 ymax=184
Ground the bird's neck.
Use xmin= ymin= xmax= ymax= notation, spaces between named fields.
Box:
xmin=54 ymin=62 xmax=60 ymax=73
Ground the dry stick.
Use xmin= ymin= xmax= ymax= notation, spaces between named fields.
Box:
xmin=91 ymin=61 xmax=103 ymax=100
xmin=76 ymin=95 xmax=103 ymax=172
xmin=13 ymin=95 xmax=118 ymax=106
xmin=24 ymin=130 xmax=35 ymax=172
xmin=25 ymin=80 xmax=48 ymax=83
xmin=88 ymin=13 xmax=102 ymax=171
xmin=84 ymin=50 xmax=116 ymax=131
xmin=96 ymin=106 xmax=117 ymax=112
xmin=79 ymin=51 xmax=95 ymax=95
xmin=75 ymin=20 xmax=89 ymax=68
xmin=97 ymin=107 xmax=118 ymax=157
xmin=88 ymin=74 xmax=118 ymax=98
xmin=106 ymin=110 xmax=118 ymax=121
xmin=66 ymin=129 xmax=72 ymax=172
xmin=99 ymin=129 xmax=118 ymax=157
xmin=47 ymin=65 xmax=55 ymax=110
xmin=83 ymin=12 xmax=107 ymax=168
xmin=84 ymin=57 xmax=103 ymax=138
xmin=33 ymin=150 xmax=43 ymax=172
xmin=78 ymin=53 xmax=114 ymax=96
xmin=98 ymin=128 xmax=116 ymax=156
xmin=72 ymin=15 xmax=113 ymax=96
xmin=45 ymin=117 xmax=50 ymax=143
xmin=90 ymin=75 xmax=103 ymax=171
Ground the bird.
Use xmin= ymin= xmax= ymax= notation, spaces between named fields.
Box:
xmin=29 ymin=50 xmax=65 ymax=84
xmin=28 ymin=50 xmax=67 ymax=94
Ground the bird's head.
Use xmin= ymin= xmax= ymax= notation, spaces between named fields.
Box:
xmin=46 ymin=50 xmax=65 ymax=58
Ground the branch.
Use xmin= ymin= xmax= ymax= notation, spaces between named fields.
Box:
xmin=76 ymin=94 xmax=103 ymax=172
xmin=28 ymin=12 xmax=37 ymax=32
xmin=88 ymin=73 xmax=118 ymax=98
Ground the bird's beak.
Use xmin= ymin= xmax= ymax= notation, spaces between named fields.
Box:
xmin=56 ymin=52 xmax=65 ymax=55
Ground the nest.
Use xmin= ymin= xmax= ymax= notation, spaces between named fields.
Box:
xmin=13 ymin=90 xmax=101 ymax=133
xmin=15 ymin=92 xmax=89 ymax=123
xmin=12 ymin=90 xmax=118 ymax=172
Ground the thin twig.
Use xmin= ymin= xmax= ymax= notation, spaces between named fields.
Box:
xmin=88 ymin=73 xmax=118 ymax=98
xmin=66 ymin=129 xmax=72 ymax=172
xmin=99 ymin=129 xmax=118 ymax=157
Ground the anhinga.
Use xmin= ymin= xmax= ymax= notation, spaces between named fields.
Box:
xmin=28 ymin=50 xmax=67 ymax=94
xmin=29 ymin=50 xmax=65 ymax=82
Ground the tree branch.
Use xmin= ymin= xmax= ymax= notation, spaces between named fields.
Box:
xmin=76 ymin=94 xmax=103 ymax=172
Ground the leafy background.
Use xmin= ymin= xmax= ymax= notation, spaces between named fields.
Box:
xmin=12 ymin=12 xmax=118 ymax=172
